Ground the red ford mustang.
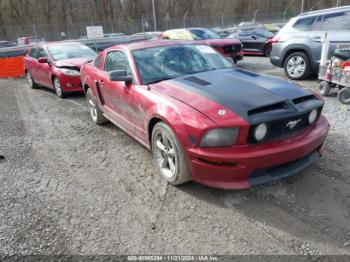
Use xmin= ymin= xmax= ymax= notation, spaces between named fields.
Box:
xmin=80 ymin=40 xmax=329 ymax=189
xmin=24 ymin=42 xmax=97 ymax=97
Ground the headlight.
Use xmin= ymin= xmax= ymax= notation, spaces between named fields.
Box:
xmin=308 ymin=109 xmax=318 ymax=124
xmin=60 ymin=68 xmax=80 ymax=76
xmin=200 ymin=128 xmax=239 ymax=147
xmin=254 ymin=123 xmax=268 ymax=141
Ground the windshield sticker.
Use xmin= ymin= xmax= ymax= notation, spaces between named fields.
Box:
xmin=196 ymin=46 xmax=216 ymax=54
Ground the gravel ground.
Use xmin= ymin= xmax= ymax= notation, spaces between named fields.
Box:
xmin=0 ymin=56 xmax=350 ymax=255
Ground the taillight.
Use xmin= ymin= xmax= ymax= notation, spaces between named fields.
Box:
xmin=271 ymin=36 xmax=285 ymax=45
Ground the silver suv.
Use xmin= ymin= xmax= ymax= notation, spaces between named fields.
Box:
xmin=270 ymin=6 xmax=350 ymax=80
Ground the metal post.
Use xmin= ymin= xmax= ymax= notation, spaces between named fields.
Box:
xmin=221 ymin=10 xmax=225 ymax=28
xmin=253 ymin=9 xmax=259 ymax=23
xmin=152 ymin=0 xmax=157 ymax=31
xmin=142 ymin=15 xmax=145 ymax=37
xmin=301 ymin=0 xmax=305 ymax=14
xmin=336 ymin=0 xmax=341 ymax=7
xmin=33 ymin=23 xmax=37 ymax=37
xmin=283 ymin=8 xmax=289 ymax=23
xmin=183 ymin=11 xmax=188 ymax=28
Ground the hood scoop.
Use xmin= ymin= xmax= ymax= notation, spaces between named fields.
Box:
xmin=184 ymin=76 xmax=211 ymax=86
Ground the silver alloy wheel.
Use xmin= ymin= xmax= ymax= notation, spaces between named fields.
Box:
xmin=287 ymin=55 xmax=306 ymax=78
xmin=88 ymin=95 xmax=98 ymax=122
xmin=154 ymin=131 xmax=178 ymax=180
xmin=54 ymin=78 xmax=62 ymax=97
xmin=26 ymin=72 xmax=33 ymax=86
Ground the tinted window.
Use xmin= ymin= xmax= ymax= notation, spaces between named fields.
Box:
xmin=293 ymin=16 xmax=317 ymax=31
xmin=28 ymin=48 xmax=37 ymax=58
xmin=104 ymin=51 xmax=132 ymax=74
xmin=189 ymin=29 xmax=221 ymax=40
xmin=94 ymin=55 xmax=101 ymax=68
xmin=322 ymin=12 xmax=350 ymax=30
xmin=36 ymin=47 xmax=48 ymax=58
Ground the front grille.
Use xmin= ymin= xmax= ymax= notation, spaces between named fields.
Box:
xmin=248 ymin=110 xmax=321 ymax=144
xmin=223 ymin=44 xmax=241 ymax=54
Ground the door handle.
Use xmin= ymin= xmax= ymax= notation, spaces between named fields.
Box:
xmin=312 ymin=36 xmax=321 ymax=41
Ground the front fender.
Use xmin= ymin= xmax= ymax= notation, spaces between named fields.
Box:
xmin=144 ymin=102 xmax=215 ymax=149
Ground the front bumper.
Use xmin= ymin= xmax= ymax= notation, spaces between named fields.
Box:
xmin=186 ymin=116 xmax=329 ymax=189
xmin=59 ymin=75 xmax=84 ymax=92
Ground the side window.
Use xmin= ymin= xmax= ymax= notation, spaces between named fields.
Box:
xmin=36 ymin=47 xmax=48 ymax=59
xmin=322 ymin=12 xmax=350 ymax=31
xmin=293 ymin=16 xmax=317 ymax=31
xmin=28 ymin=48 xmax=37 ymax=58
xmin=104 ymin=51 xmax=132 ymax=75
xmin=310 ymin=16 xmax=323 ymax=31
xmin=94 ymin=55 xmax=101 ymax=68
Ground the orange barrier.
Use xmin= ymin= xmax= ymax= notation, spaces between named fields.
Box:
xmin=0 ymin=56 xmax=25 ymax=78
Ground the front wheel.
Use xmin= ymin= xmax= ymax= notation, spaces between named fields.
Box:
xmin=338 ymin=87 xmax=350 ymax=105
xmin=26 ymin=71 xmax=38 ymax=89
xmin=152 ymin=122 xmax=191 ymax=185
xmin=53 ymin=77 xmax=66 ymax=98
xmin=86 ymin=88 xmax=108 ymax=124
xmin=284 ymin=52 xmax=311 ymax=80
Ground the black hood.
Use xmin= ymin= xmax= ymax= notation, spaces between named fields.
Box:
xmin=169 ymin=69 xmax=323 ymax=124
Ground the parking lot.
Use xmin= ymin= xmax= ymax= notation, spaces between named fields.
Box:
xmin=0 ymin=56 xmax=350 ymax=255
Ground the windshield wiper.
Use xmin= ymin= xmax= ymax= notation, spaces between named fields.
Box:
xmin=146 ymin=75 xmax=183 ymax=85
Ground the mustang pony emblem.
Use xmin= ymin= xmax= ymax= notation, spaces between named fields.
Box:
xmin=286 ymin=119 xmax=302 ymax=129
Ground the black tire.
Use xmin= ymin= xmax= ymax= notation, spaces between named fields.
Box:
xmin=86 ymin=88 xmax=108 ymax=124
xmin=318 ymin=81 xmax=331 ymax=96
xmin=284 ymin=52 xmax=311 ymax=80
xmin=26 ymin=70 xmax=38 ymax=89
xmin=151 ymin=122 xmax=191 ymax=185
xmin=264 ymin=44 xmax=272 ymax=57
xmin=338 ymin=87 xmax=350 ymax=105
xmin=53 ymin=77 xmax=67 ymax=98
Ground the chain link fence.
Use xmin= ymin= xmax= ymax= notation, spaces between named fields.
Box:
xmin=0 ymin=11 xmax=297 ymax=41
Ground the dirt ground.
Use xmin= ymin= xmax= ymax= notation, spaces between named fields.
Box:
xmin=0 ymin=57 xmax=350 ymax=255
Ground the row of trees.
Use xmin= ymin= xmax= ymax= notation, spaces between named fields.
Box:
xmin=0 ymin=0 xmax=349 ymax=40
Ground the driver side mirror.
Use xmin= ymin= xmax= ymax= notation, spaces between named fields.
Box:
xmin=38 ymin=57 xmax=49 ymax=64
xmin=109 ymin=70 xmax=133 ymax=84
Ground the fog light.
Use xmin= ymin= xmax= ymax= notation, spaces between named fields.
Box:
xmin=308 ymin=109 xmax=318 ymax=124
xmin=254 ymin=123 xmax=268 ymax=141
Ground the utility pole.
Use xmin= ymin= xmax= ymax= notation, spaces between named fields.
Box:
xmin=301 ymin=0 xmax=305 ymax=14
xmin=152 ymin=0 xmax=157 ymax=31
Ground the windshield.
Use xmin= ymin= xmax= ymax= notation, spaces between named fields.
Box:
xmin=47 ymin=43 xmax=97 ymax=61
xmin=189 ymin=29 xmax=221 ymax=40
xmin=132 ymin=44 xmax=233 ymax=85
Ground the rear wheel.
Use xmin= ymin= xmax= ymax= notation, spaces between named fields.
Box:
xmin=26 ymin=71 xmax=38 ymax=89
xmin=86 ymin=88 xmax=108 ymax=124
xmin=318 ymin=81 xmax=331 ymax=96
xmin=338 ymin=87 xmax=350 ymax=105
xmin=264 ymin=44 xmax=272 ymax=57
xmin=152 ymin=122 xmax=191 ymax=185
xmin=284 ymin=52 xmax=311 ymax=80
xmin=53 ymin=77 xmax=66 ymax=98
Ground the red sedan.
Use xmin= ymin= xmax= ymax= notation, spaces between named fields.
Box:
xmin=80 ymin=40 xmax=329 ymax=189
xmin=24 ymin=42 xmax=97 ymax=98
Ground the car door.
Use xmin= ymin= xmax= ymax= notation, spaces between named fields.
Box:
xmin=25 ymin=48 xmax=38 ymax=79
xmin=35 ymin=47 xmax=52 ymax=86
xmin=101 ymin=50 xmax=135 ymax=133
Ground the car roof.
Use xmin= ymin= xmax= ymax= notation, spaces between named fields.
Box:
xmin=299 ymin=5 xmax=350 ymax=17
xmin=105 ymin=39 xmax=198 ymax=52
